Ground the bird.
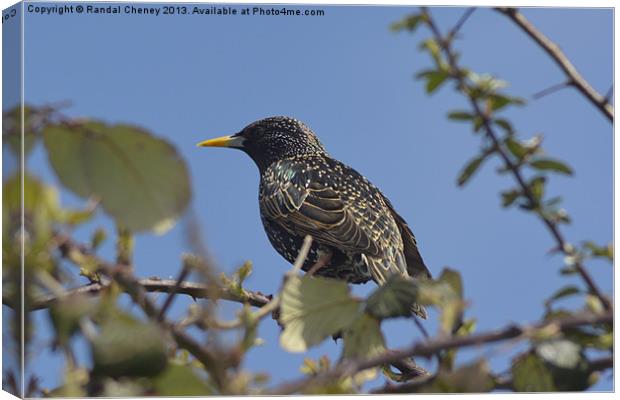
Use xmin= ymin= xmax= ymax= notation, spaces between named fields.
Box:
xmin=197 ymin=116 xmax=431 ymax=318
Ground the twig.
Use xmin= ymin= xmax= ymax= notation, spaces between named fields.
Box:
xmin=496 ymin=7 xmax=613 ymax=122
xmin=265 ymin=310 xmax=612 ymax=394
xmin=421 ymin=7 xmax=612 ymax=312
xmin=158 ymin=262 xmax=192 ymax=321
xmin=604 ymin=85 xmax=613 ymax=103
xmin=532 ymin=81 xmax=571 ymax=100
xmin=4 ymin=278 xmax=273 ymax=312
xmin=291 ymin=235 xmax=313 ymax=275
xmin=447 ymin=7 xmax=476 ymax=41
xmin=307 ymin=251 xmax=331 ymax=276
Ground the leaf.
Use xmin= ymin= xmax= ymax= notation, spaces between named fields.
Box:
xmin=447 ymin=111 xmax=474 ymax=121
xmin=342 ymin=314 xmax=386 ymax=383
xmin=493 ymin=118 xmax=514 ymax=134
xmin=585 ymin=294 xmax=605 ymax=315
xmin=504 ymin=137 xmax=528 ymax=160
xmin=279 ymin=275 xmax=362 ymax=352
xmin=391 ymin=13 xmax=426 ymax=32
xmin=487 ymin=94 xmax=525 ymax=112
xmin=365 ymin=274 xmax=418 ymax=319
xmin=512 ymin=352 xmax=555 ymax=391
xmin=441 ymin=318 xmax=476 ymax=371
xmin=416 ymin=269 xmax=463 ymax=335
xmin=535 ymin=339 xmax=581 ymax=369
xmin=437 ymin=269 xmax=464 ymax=334
xmin=417 ymin=69 xmax=449 ymax=94
xmin=91 ymin=312 xmax=168 ymax=378
xmin=3 ymin=104 xmax=40 ymax=158
xmin=421 ymin=360 xmax=493 ymax=393
xmin=101 ymin=379 xmax=147 ymax=396
xmin=501 ymin=189 xmax=521 ymax=207
xmin=3 ymin=173 xmax=88 ymax=271
xmin=153 ymin=363 xmax=212 ymax=396
xmin=535 ymin=339 xmax=592 ymax=391
xmin=529 ymin=158 xmax=573 ymax=175
xmin=583 ymin=241 xmax=613 ymax=261
xmin=392 ymin=14 xmax=423 ymax=32
xmin=457 ymin=154 xmax=486 ymax=186
xmin=43 ymin=121 xmax=191 ymax=233
xmin=528 ymin=176 xmax=546 ymax=203
xmin=49 ymin=367 xmax=89 ymax=397
xmin=91 ymin=228 xmax=107 ymax=250
xmin=419 ymin=38 xmax=442 ymax=65
xmin=49 ymin=294 xmax=98 ymax=345
xmin=544 ymin=285 xmax=581 ymax=308
xmin=237 ymin=261 xmax=253 ymax=285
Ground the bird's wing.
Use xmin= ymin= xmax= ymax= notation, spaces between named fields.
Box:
xmin=381 ymin=195 xmax=432 ymax=279
xmin=260 ymin=159 xmax=404 ymax=264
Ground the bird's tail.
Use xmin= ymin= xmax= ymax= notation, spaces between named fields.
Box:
xmin=363 ymin=253 xmax=428 ymax=320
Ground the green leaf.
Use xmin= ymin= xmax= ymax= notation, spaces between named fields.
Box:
xmin=447 ymin=111 xmax=474 ymax=121
xmin=91 ymin=312 xmax=168 ymax=378
xmin=419 ymin=39 xmax=442 ymax=65
xmin=417 ymin=69 xmax=449 ymax=94
xmin=237 ymin=261 xmax=253 ymax=285
xmin=472 ymin=116 xmax=484 ymax=132
xmin=501 ymin=189 xmax=521 ymax=207
xmin=493 ymin=118 xmax=514 ymax=134
xmin=457 ymin=154 xmax=486 ymax=186
xmin=528 ymin=176 xmax=546 ymax=203
xmin=153 ymin=363 xmax=212 ymax=396
xmin=583 ymin=241 xmax=613 ymax=261
xmin=504 ymin=137 xmax=528 ymax=160
xmin=3 ymin=173 xmax=86 ymax=271
xmin=91 ymin=228 xmax=107 ymax=250
xmin=544 ymin=285 xmax=581 ymax=308
xmin=279 ymin=275 xmax=362 ymax=352
xmin=391 ymin=13 xmax=426 ymax=32
xmin=49 ymin=367 xmax=89 ymax=397
xmin=416 ymin=269 xmax=463 ymax=335
xmin=529 ymin=158 xmax=573 ymax=175
xmin=487 ymin=94 xmax=525 ymax=112
xmin=342 ymin=314 xmax=386 ymax=383
xmin=49 ymin=294 xmax=98 ymax=345
xmin=437 ymin=269 xmax=464 ymax=334
xmin=512 ymin=352 xmax=555 ymax=391
xmin=43 ymin=122 xmax=191 ymax=233
xmin=3 ymin=104 xmax=41 ymax=158
xmin=365 ymin=275 xmax=418 ymax=319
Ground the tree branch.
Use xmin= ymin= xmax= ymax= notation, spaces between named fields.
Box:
xmin=421 ymin=7 xmax=612 ymax=312
xmin=266 ymin=311 xmax=612 ymax=394
xmin=496 ymin=7 xmax=613 ymax=122
xmin=3 ymin=277 xmax=272 ymax=312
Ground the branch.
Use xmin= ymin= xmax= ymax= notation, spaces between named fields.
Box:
xmin=3 ymin=278 xmax=272 ymax=312
xmin=266 ymin=311 xmax=612 ymax=394
xmin=421 ymin=7 xmax=612 ymax=312
xmin=496 ymin=7 xmax=613 ymax=122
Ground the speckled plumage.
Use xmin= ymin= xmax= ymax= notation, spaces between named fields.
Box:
xmin=202 ymin=116 xmax=431 ymax=318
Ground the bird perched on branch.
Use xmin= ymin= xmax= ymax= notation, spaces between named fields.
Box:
xmin=198 ymin=117 xmax=431 ymax=318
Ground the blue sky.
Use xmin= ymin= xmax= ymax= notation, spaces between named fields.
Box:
xmin=3 ymin=2 xmax=613 ymax=392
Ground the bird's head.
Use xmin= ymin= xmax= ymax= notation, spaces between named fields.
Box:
xmin=197 ymin=116 xmax=327 ymax=171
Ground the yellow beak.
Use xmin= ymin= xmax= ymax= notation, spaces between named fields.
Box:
xmin=196 ymin=135 xmax=245 ymax=148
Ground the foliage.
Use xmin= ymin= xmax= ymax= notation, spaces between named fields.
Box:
xmin=2 ymin=7 xmax=612 ymax=397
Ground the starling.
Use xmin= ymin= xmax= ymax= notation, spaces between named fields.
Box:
xmin=198 ymin=117 xmax=431 ymax=318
